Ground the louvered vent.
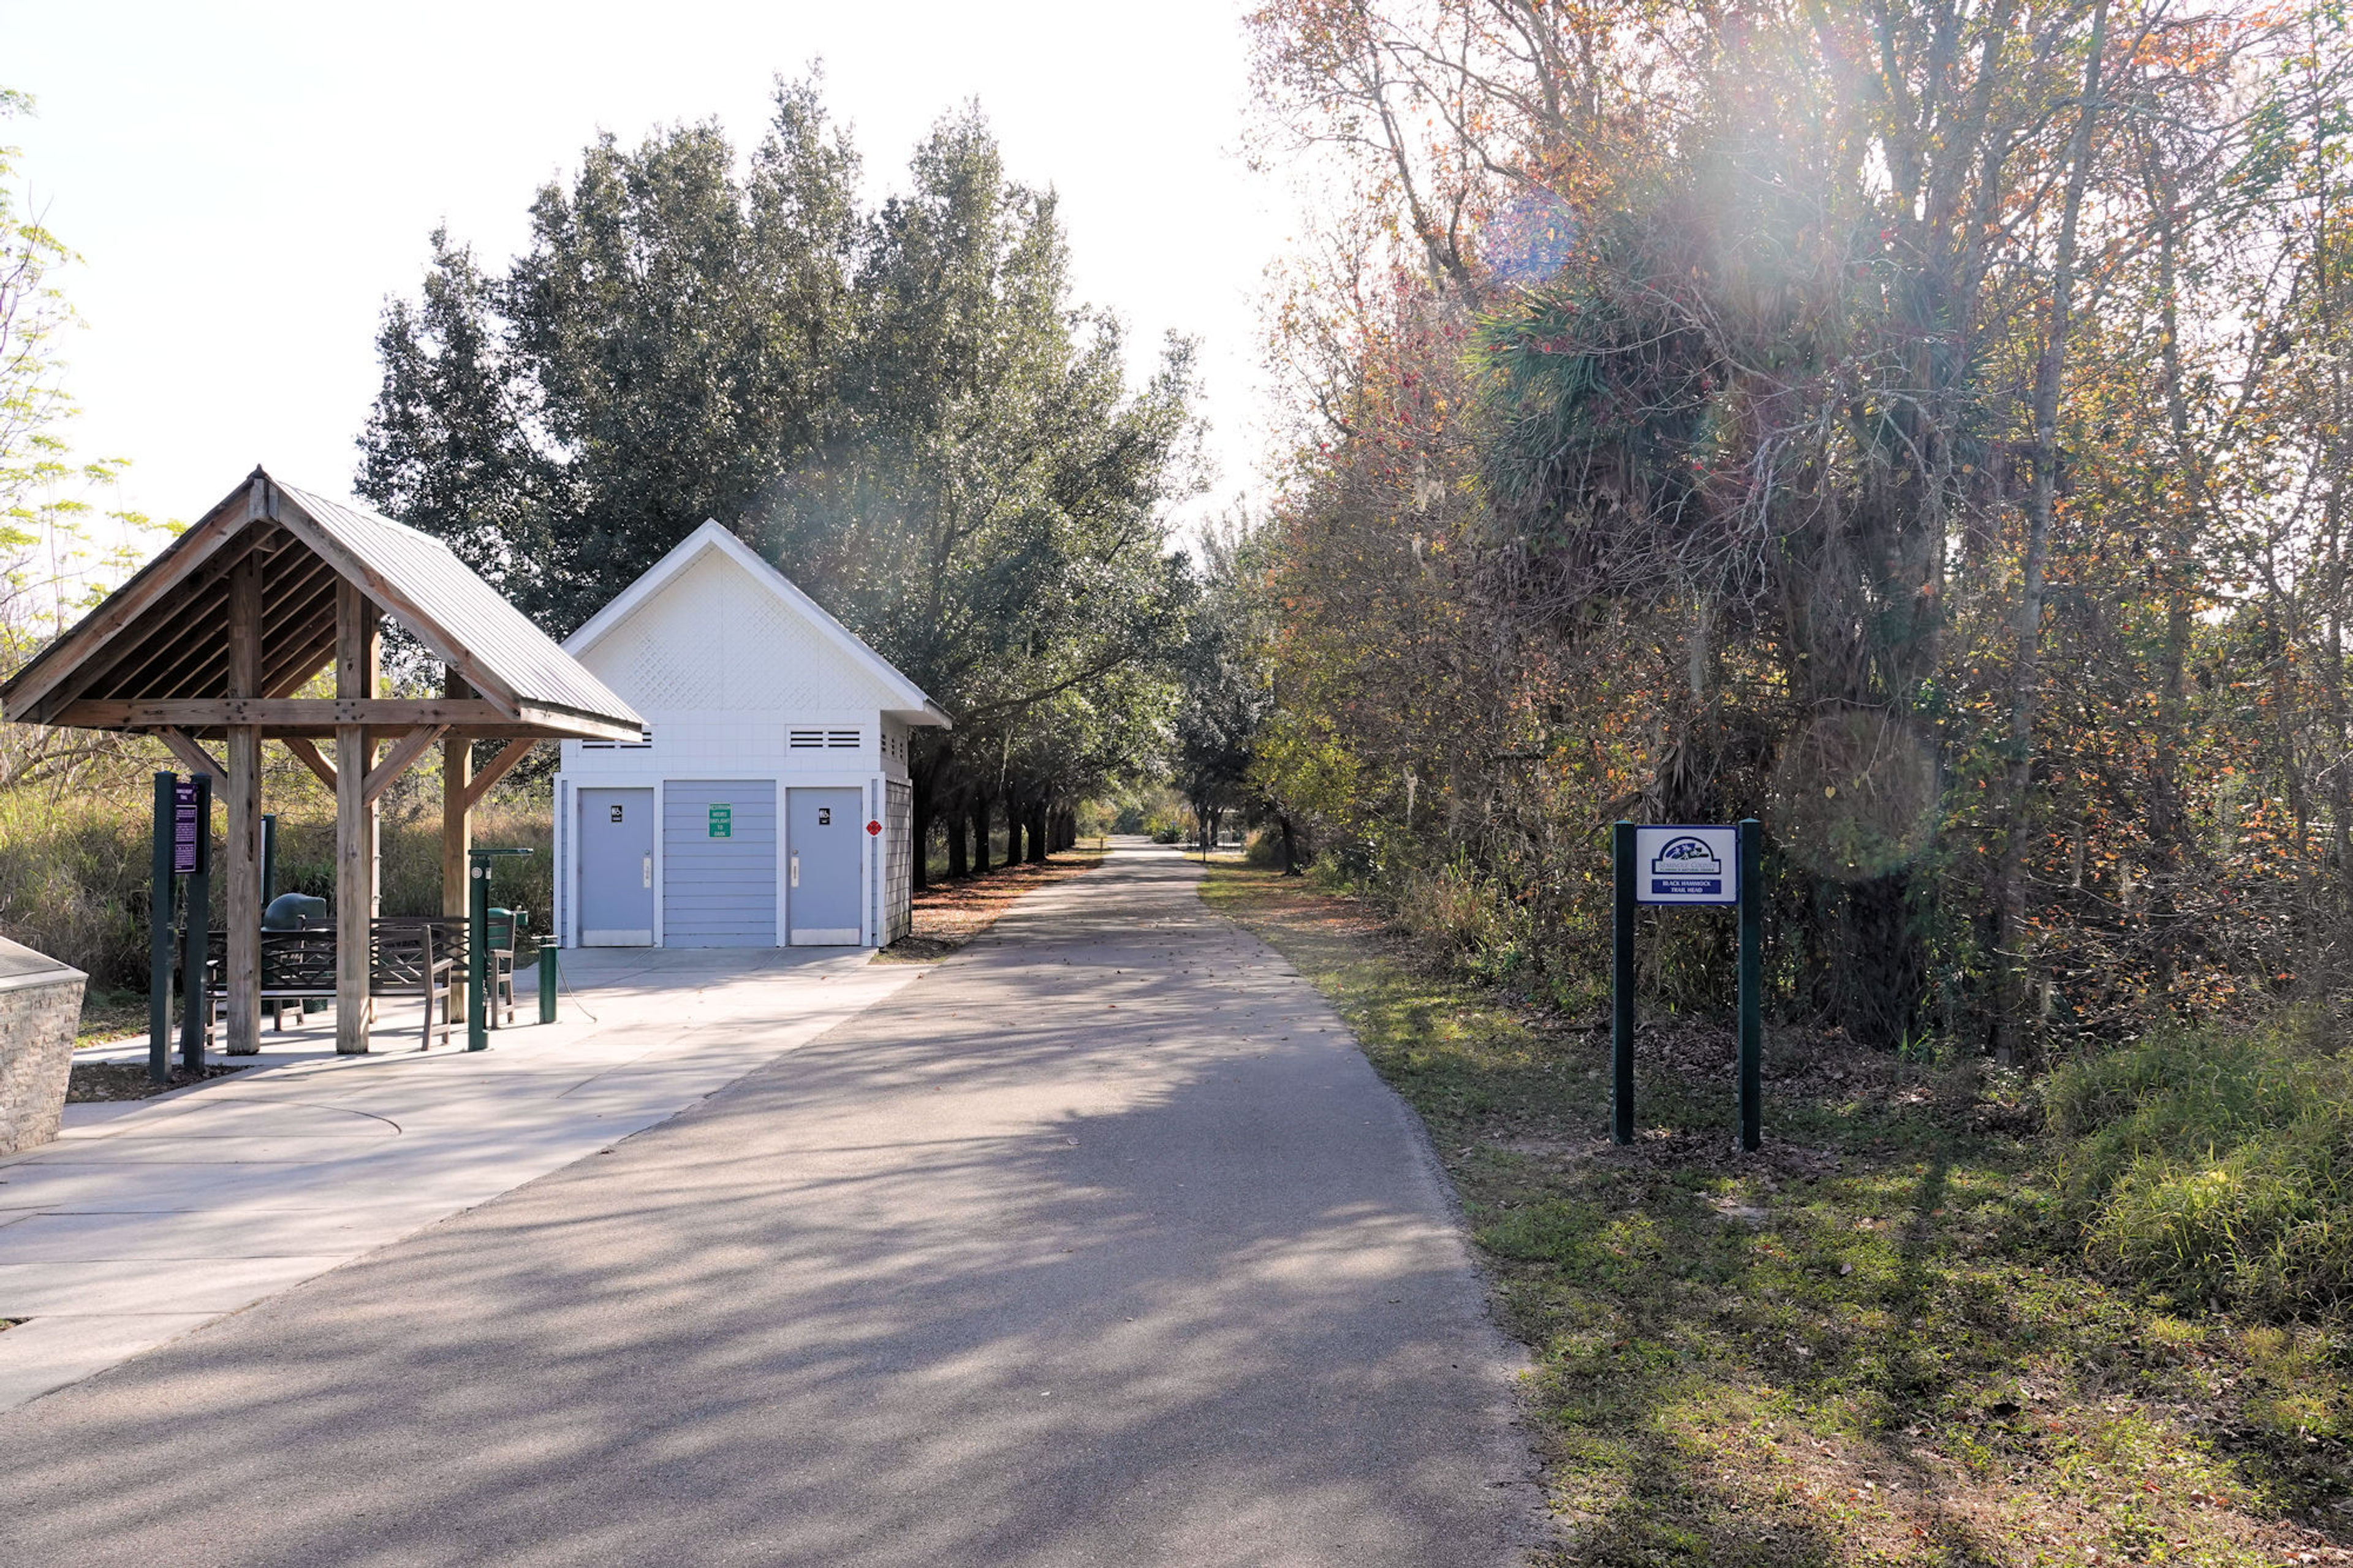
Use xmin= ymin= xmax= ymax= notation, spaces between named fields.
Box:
xmin=583 ymin=728 xmax=654 ymax=751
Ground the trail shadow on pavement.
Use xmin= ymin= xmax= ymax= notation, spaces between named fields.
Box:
xmin=0 ymin=849 xmax=1542 ymax=1568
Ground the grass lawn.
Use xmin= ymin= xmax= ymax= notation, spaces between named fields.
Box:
xmin=75 ymin=986 xmax=150 ymax=1047
xmin=1201 ymin=862 xmax=2353 ymax=1568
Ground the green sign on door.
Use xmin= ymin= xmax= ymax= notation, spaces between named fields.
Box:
xmin=708 ymin=803 xmax=732 ymax=838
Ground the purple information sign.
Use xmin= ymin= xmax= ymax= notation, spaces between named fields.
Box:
xmin=171 ymin=780 xmax=200 ymax=874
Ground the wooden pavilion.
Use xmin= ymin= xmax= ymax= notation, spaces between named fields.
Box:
xmin=0 ymin=468 xmax=642 ymax=1055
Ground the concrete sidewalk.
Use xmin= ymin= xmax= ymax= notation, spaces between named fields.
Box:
xmin=0 ymin=945 xmax=926 ymax=1411
xmin=0 ymin=845 xmax=1539 ymax=1566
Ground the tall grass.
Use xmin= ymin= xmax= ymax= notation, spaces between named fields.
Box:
xmin=0 ymin=786 xmax=553 ymax=989
xmin=2050 ymin=1010 xmax=2353 ymax=1320
xmin=0 ymin=790 xmax=151 ymax=987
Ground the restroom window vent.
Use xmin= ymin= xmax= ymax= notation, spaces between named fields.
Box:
xmin=791 ymin=728 xmax=862 ymax=749
xmin=583 ymin=728 xmax=654 ymax=751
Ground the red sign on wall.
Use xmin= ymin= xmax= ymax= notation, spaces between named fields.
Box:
xmin=865 ymin=819 xmax=882 ymax=836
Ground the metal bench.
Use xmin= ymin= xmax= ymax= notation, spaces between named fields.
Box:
xmin=208 ymin=920 xmax=457 ymax=1050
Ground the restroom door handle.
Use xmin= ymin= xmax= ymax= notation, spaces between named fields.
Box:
xmin=642 ymin=855 xmax=653 ymax=888
xmin=790 ymin=853 xmax=800 ymax=888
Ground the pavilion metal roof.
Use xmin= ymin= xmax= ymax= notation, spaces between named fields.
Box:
xmin=0 ymin=468 xmax=642 ymax=740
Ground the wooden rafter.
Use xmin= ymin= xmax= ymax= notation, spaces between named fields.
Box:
xmin=59 ymin=698 xmax=522 ymax=729
xmin=6 ymin=484 xmax=260 ymax=719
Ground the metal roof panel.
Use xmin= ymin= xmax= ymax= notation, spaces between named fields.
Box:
xmin=273 ymin=480 xmax=640 ymax=729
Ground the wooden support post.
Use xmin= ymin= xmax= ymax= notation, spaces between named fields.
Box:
xmin=224 ymin=548 xmax=263 ymax=1056
xmin=442 ymin=675 xmax=472 ymax=920
xmin=335 ymin=581 xmax=379 ymax=1054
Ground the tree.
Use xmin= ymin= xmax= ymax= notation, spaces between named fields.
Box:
xmin=1244 ymin=0 xmax=2349 ymax=1053
xmin=360 ymin=75 xmax=862 ymax=633
xmin=1174 ymin=515 xmax=1276 ymax=857
xmin=0 ymin=88 xmax=157 ymax=789
xmin=362 ymin=86 xmax=1201 ymax=890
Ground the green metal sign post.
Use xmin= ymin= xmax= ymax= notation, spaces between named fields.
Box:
xmin=1738 ymin=819 xmax=1762 ymax=1151
xmin=177 ymin=771 xmax=211 ymax=1077
xmin=468 ymin=846 xmax=532 ymax=1052
xmin=147 ymin=773 xmax=176 ymax=1085
xmin=1612 ymin=821 xmax=1636 ymax=1145
xmin=1610 ymin=817 xmax=1764 ymax=1152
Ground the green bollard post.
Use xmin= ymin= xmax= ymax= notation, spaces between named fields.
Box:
xmin=539 ymin=945 xmax=558 ymax=1025
xmin=468 ymin=847 xmax=532 ymax=1051
xmin=1612 ymin=820 xmax=1636 ymax=1145
xmin=1738 ymin=819 xmax=1762 ymax=1152
xmin=468 ymin=854 xmax=488 ymax=1052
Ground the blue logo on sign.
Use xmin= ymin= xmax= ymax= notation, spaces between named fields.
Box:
xmin=1649 ymin=835 xmax=1723 ymax=895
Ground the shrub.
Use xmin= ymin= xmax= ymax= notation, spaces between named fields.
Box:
xmin=1392 ymin=858 xmax=1531 ymax=981
xmin=2050 ymin=1010 xmax=2353 ymax=1319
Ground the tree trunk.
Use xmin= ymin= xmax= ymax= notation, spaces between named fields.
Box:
xmin=1027 ymin=800 xmax=1049 ymax=863
xmin=2149 ymin=186 xmax=2193 ymax=1006
xmin=1279 ymin=814 xmax=1299 ymax=875
xmin=1995 ymin=0 xmax=2109 ymax=1064
xmin=971 ymin=789 xmax=993 ymax=874
xmin=1007 ymin=791 xmax=1028 ymax=865
xmin=910 ymin=740 xmax=949 ymax=894
xmin=947 ymin=789 xmax=969 ymax=878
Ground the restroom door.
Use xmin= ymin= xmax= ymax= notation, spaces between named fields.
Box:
xmin=787 ymin=787 xmax=864 ymax=944
xmin=578 ymin=788 xmax=654 ymax=945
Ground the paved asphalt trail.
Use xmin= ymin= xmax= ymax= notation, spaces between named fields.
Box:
xmin=0 ymin=845 xmax=1540 ymax=1566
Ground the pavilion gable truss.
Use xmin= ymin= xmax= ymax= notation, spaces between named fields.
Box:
xmin=0 ymin=468 xmax=642 ymax=1056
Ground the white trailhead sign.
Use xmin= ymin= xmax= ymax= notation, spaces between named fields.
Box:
xmin=1634 ymin=825 xmax=1740 ymax=906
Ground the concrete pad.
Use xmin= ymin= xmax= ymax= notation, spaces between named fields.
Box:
xmin=0 ymin=1257 xmax=350 ymax=1315
xmin=0 ymin=1314 xmax=220 ymax=1411
xmin=0 ymin=944 xmax=925 ymax=1406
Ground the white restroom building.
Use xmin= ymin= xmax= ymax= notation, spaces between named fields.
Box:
xmin=552 ymin=521 xmax=950 ymax=950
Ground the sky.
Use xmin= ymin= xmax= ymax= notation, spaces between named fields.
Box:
xmin=0 ymin=0 xmax=1290 ymax=547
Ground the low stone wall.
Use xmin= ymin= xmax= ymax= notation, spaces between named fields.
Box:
xmin=0 ymin=937 xmax=88 ymax=1157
